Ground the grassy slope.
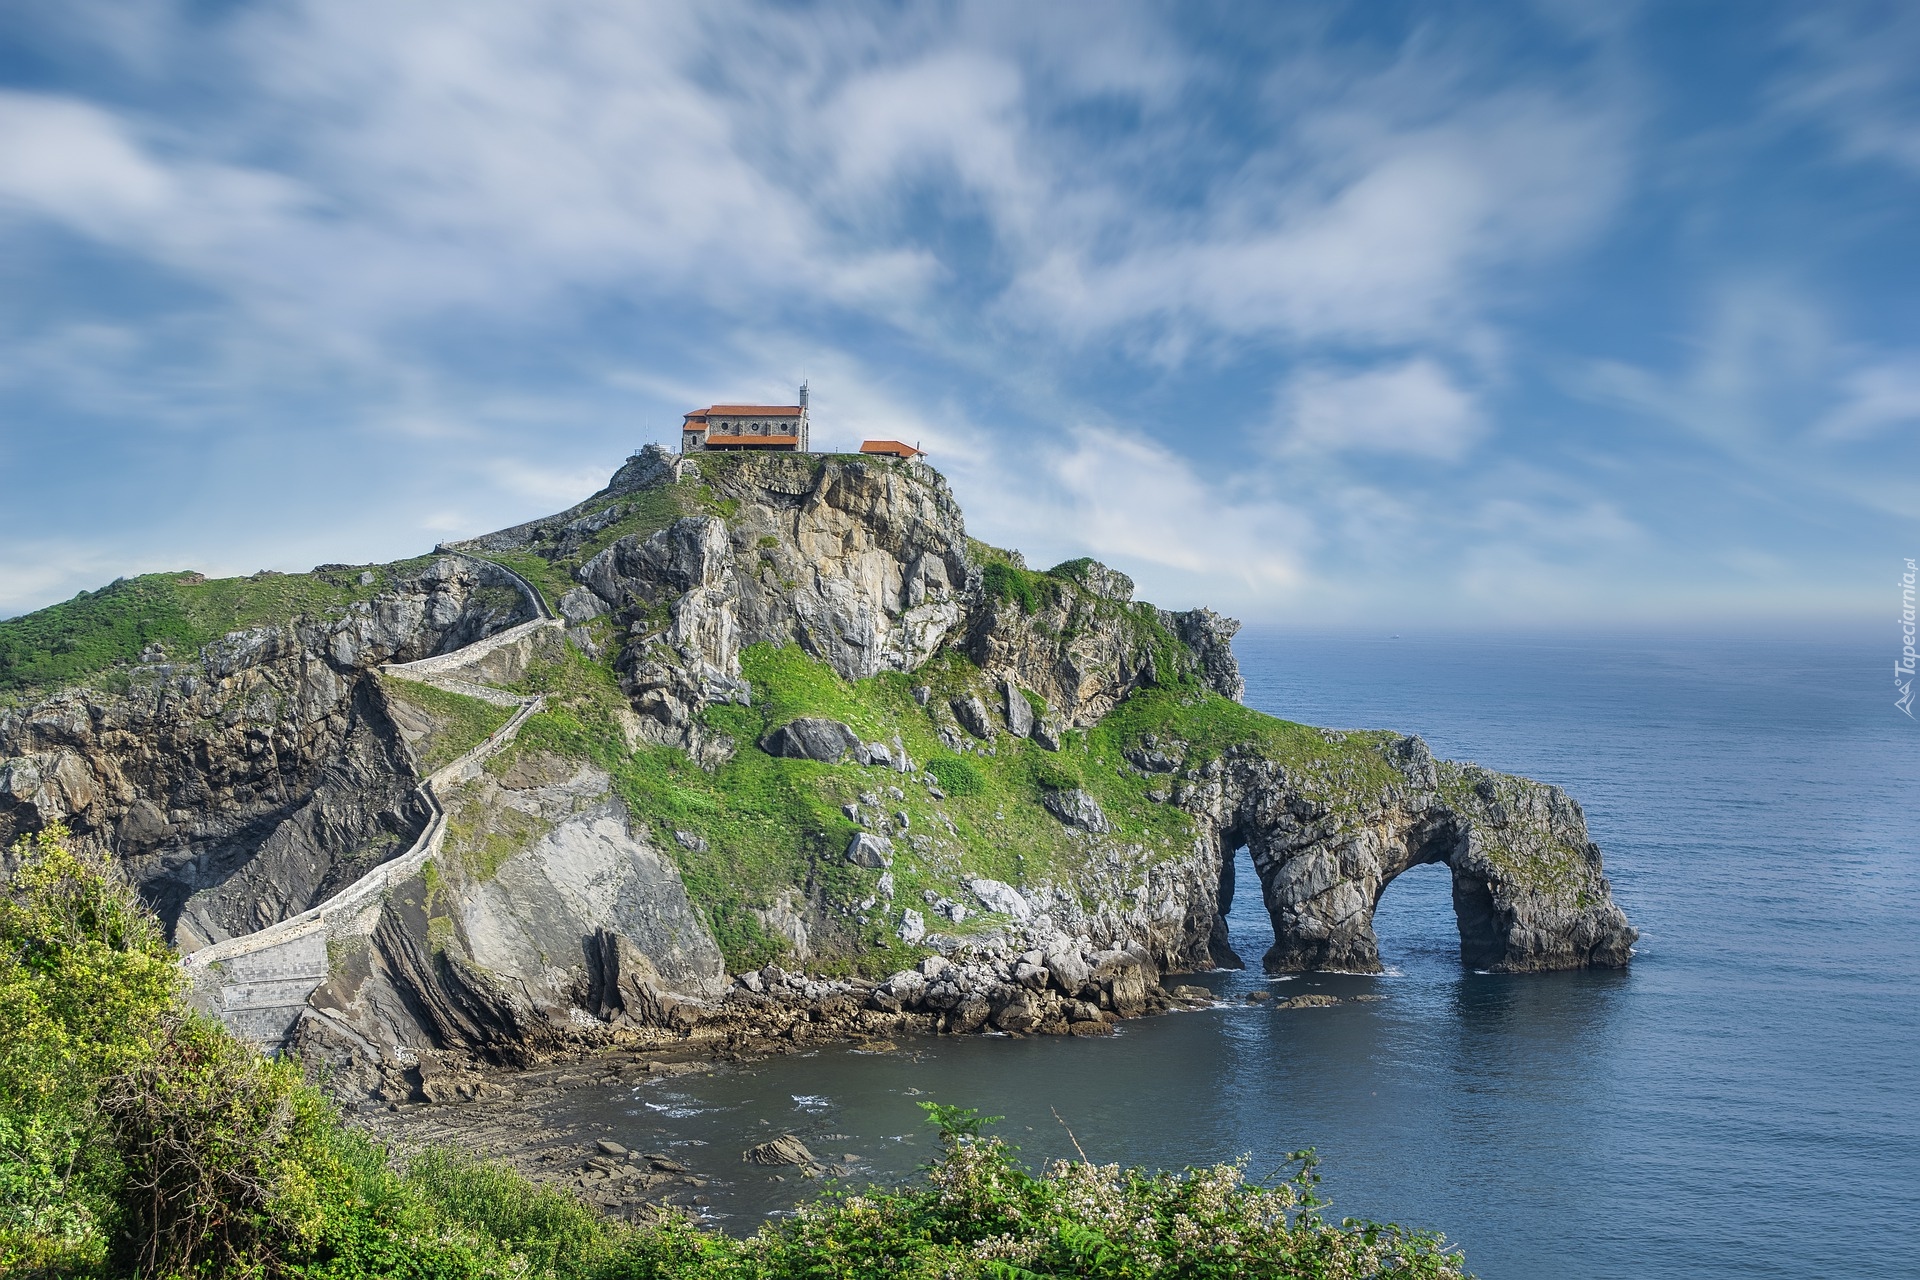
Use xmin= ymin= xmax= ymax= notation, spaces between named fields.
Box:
xmin=0 ymin=560 xmax=438 ymax=701
xmin=377 ymin=676 xmax=517 ymax=772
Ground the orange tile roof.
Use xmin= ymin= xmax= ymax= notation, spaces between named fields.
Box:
xmin=860 ymin=439 xmax=923 ymax=458
xmin=687 ymin=404 xmax=802 ymax=418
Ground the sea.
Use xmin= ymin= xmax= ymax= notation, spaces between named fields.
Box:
xmin=538 ymin=631 xmax=1920 ymax=1279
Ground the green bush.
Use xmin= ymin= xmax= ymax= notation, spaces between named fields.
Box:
xmin=926 ymin=755 xmax=986 ymax=797
xmin=617 ymin=1104 xmax=1471 ymax=1280
xmin=1028 ymin=754 xmax=1082 ymax=793
xmin=980 ymin=562 xmax=1055 ymax=615
xmin=0 ymin=826 xmax=181 ymax=1275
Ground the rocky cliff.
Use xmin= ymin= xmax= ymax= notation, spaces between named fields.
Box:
xmin=0 ymin=447 xmax=1635 ymax=1091
xmin=0 ymin=557 xmax=532 ymax=947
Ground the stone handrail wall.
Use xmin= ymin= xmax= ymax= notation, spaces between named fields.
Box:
xmin=183 ymin=553 xmax=563 ymax=1047
xmin=446 ymin=550 xmax=555 ymax=622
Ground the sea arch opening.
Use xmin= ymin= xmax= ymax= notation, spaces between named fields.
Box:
xmin=1215 ymin=816 xmax=1506 ymax=974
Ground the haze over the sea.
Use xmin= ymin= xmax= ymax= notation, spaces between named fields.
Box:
xmin=0 ymin=2 xmax=1913 ymax=630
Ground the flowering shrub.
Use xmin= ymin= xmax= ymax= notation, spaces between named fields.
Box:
xmin=688 ymin=1104 xmax=1469 ymax=1280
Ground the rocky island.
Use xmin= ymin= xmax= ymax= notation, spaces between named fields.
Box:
xmin=0 ymin=446 xmax=1636 ymax=1106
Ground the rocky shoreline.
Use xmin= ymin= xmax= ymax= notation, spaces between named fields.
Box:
xmin=336 ymin=941 xmax=1218 ymax=1107
xmin=350 ymin=957 xmax=1228 ymax=1226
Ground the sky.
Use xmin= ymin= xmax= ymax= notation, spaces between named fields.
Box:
xmin=0 ymin=0 xmax=1915 ymax=630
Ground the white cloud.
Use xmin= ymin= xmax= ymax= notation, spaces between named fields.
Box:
xmin=0 ymin=91 xmax=172 ymax=225
xmin=1571 ymin=283 xmax=1920 ymax=522
xmin=1776 ymin=6 xmax=1920 ymax=175
xmin=29 ymin=2 xmax=1882 ymax=630
xmin=1047 ymin=430 xmax=1306 ymax=587
xmin=1279 ymin=359 xmax=1486 ymax=460
xmin=0 ymin=2 xmax=1630 ymax=368
xmin=1000 ymin=90 xmax=1627 ymax=352
xmin=0 ymin=89 xmax=306 ymax=263
xmin=1814 ymin=361 xmax=1920 ymax=441
xmin=935 ymin=427 xmax=1310 ymax=611
xmin=1575 ymin=285 xmax=1833 ymax=454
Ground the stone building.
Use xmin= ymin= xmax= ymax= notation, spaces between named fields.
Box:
xmin=681 ymin=384 xmax=810 ymax=452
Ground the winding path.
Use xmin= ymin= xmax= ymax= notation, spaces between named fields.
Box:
xmin=184 ymin=554 xmax=561 ymax=1047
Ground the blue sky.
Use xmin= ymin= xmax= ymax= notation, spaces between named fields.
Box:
xmin=0 ymin=1 xmax=1915 ymax=629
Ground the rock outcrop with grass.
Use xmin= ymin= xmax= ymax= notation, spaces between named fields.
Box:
xmin=0 ymin=446 xmax=1634 ymax=1087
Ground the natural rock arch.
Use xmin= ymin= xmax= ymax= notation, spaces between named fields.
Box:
xmin=1192 ymin=737 xmax=1636 ymax=975
xmin=1237 ymin=811 xmax=1503 ymax=972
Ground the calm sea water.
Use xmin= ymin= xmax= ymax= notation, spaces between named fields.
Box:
xmin=545 ymin=632 xmax=1920 ymax=1279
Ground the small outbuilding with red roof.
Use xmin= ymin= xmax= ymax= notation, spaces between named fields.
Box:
xmin=859 ymin=440 xmax=924 ymax=460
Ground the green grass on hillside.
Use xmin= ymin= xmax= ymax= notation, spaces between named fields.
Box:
xmin=378 ymin=676 xmax=517 ymax=772
xmin=0 ymin=563 xmax=435 ymax=698
xmin=1094 ymin=687 xmax=1406 ymax=796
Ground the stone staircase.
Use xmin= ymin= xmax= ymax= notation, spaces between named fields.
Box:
xmin=184 ymin=554 xmax=562 ymax=1048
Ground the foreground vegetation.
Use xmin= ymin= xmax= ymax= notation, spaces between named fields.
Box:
xmin=0 ymin=826 xmax=1469 ymax=1278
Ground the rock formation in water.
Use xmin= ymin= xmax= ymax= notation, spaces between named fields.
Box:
xmin=0 ymin=446 xmax=1635 ymax=1091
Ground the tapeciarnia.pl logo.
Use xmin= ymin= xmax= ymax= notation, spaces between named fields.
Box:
xmin=1900 ymin=558 xmax=1916 ymax=719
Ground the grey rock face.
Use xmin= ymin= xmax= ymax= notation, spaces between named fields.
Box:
xmin=962 ymin=585 xmax=1242 ymax=731
xmin=1125 ymin=738 xmax=1180 ymax=773
xmin=1041 ymin=787 xmax=1112 ymax=834
xmin=1045 ymin=946 xmax=1091 ymax=994
xmin=846 ymin=832 xmax=894 ymax=868
xmin=1002 ymin=680 xmax=1035 ymax=737
xmin=1162 ymin=608 xmax=1245 ymax=703
xmin=950 ymin=695 xmax=995 ymax=740
xmin=457 ymin=450 xmax=1241 ymax=769
xmin=743 ymin=1135 xmax=818 ymax=1167
xmin=557 ymin=586 xmax=607 ymax=625
xmin=303 ymin=754 xmax=726 ymax=1065
xmin=760 ymin=717 xmax=861 ymax=763
xmin=968 ymin=877 xmax=1031 ymax=919
xmin=897 ymin=908 xmax=927 ymax=944
xmin=567 ymin=453 xmax=967 ymax=688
